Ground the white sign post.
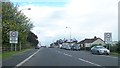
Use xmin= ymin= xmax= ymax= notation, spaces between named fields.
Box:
xmin=9 ymin=31 xmax=18 ymax=51
xmin=104 ymin=33 xmax=112 ymax=44
xmin=104 ymin=33 xmax=112 ymax=50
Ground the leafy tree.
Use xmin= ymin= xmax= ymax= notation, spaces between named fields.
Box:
xmin=2 ymin=2 xmax=34 ymax=50
xmin=116 ymin=41 xmax=120 ymax=53
xmin=27 ymin=31 xmax=39 ymax=47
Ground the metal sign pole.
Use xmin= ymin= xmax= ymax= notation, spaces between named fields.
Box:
xmin=15 ymin=44 xmax=16 ymax=51
xmin=20 ymin=41 xmax=21 ymax=51
xmin=11 ymin=44 xmax=13 ymax=51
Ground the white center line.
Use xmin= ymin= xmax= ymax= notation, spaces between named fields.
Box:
xmin=78 ymin=58 xmax=102 ymax=67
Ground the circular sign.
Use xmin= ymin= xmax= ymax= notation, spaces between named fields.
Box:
xmin=106 ymin=33 xmax=110 ymax=38
xmin=11 ymin=32 xmax=16 ymax=37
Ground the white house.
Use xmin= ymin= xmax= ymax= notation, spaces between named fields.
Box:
xmin=79 ymin=36 xmax=105 ymax=47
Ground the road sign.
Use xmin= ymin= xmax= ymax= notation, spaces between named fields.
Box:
xmin=104 ymin=33 xmax=112 ymax=44
xmin=9 ymin=31 xmax=18 ymax=43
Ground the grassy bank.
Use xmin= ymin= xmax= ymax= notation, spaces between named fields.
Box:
xmin=2 ymin=48 xmax=32 ymax=59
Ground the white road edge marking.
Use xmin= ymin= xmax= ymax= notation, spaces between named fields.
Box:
xmin=16 ymin=49 xmax=40 ymax=67
xmin=78 ymin=58 xmax=102 ymax=67
xmin=100 ymin=55 xmax=118 ymax=58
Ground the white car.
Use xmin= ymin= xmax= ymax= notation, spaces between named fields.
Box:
xmin=91 ymin=46 xmax=110 ymax=55
xmin=65 ymin=45 xmax=71 ymax=50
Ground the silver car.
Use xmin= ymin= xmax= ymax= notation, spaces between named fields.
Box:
xmin=65 ymin=45 xmax=71 ymax=50
xmin=91 ymin=46 xmax=110 ymax=55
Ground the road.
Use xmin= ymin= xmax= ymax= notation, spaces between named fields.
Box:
xmin=14 ymin=47 xmax=119 ymax=68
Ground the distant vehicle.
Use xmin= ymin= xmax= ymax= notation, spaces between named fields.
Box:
xmin=35 ymin=46 xmax=40 ymax=49
xmin=71 ymin=45 xmax=80 ymax=51
xmin=65 ymin=45 xmax=71 ymax=50
xmin=91 ymin=46 xmax=110 ymax=55
xmin=59 ymin=44 xmax=62 ymax=48
xmin=60 ymin=45 xmax=66 ymax=49
xmin=41 ymin=46 xmax=46 ymax=48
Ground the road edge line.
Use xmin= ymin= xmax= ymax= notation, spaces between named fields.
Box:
xmin=15 ymin=49 xmax=40 ymax=67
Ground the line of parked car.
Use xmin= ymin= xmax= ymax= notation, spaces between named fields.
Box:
xmin=59 ymin=44 xmax=110 ymax=55
xmin=60 ymin=44 xmax=80 ymax=51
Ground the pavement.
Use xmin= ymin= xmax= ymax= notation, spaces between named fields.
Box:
xmin=2 ymin=47 xmax=120 ymax=68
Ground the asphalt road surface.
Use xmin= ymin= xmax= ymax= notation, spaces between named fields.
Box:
xmin=15 ymin=47 xmax=119 ymax=68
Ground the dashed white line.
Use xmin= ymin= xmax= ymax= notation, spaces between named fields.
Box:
xmin=15 ymin=49 xmax=40 ymax=67
xmin=68 ymin=55 xmax=72 ymax=57
xmin=63 ymin=53 xmax=72 ymax=57
xmin=78 ymin=58 xmax=102 ymax=67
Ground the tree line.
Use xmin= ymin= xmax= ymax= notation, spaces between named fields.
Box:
xmin=2 ymin=2 xmax=39 ymax=51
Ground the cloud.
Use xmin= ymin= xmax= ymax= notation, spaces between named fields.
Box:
xmin=18 ymin=0 xmax=119 ymax=45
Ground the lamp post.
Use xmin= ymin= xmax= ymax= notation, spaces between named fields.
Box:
xmin=19 ymin=8 xmax=31 ymax=12
xmin=66 ymin=27 xmax=71 ymax=41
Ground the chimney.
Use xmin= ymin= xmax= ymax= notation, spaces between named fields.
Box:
xmin=94 ymin=36 xmax=97 ymax=39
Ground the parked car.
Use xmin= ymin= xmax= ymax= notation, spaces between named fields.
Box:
xmin=65 ymin=45 xmax=71 ymax=50
xmin=91 ymin=46 xmax=110 ymax=55
xmin=60 ymin=45 xmax=66 ymax=49
xmin=59 ymin=44 xmax=62 ymax=48
xmin=71 ymin=45 xmax=80 ymax=51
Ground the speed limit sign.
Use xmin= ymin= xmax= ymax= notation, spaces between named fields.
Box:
xmin=11 ymin=32 xmax=17 ymax=37
xmin=9 ymin=31 xmax=18 ymax=43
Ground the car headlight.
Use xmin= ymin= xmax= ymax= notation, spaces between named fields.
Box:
xmin=107 ymin=50 xmax=110 ymax=53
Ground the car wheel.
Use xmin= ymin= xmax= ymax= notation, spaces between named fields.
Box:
xmin=97 ymin=51 xmax=100 ymax=55
xmin=106 ymin=53 xmax=109 ymax=55
xmin=91 ymin=50 xmax=94 ymax=54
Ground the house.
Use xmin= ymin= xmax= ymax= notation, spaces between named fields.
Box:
xmin=78 ymin=36 xmax=105 ymax=47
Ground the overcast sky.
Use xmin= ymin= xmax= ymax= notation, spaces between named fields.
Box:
xmin=12 ymin=0 xmax=119 ymax=46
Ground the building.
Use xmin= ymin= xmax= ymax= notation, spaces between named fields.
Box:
xmin=78 ymin=36 xmax=105 ymax=47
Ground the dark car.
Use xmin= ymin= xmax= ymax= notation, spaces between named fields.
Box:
xmin=35 ymin=46 xmax=40 ymax=49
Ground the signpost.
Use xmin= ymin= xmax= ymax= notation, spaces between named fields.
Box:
xmin=9 ymin=31 xmax=18 ymax=51
xmin=104 ymin=33 xmax=112 ymax=44
xmin=104 ymin=33 xmax=112 ymax=50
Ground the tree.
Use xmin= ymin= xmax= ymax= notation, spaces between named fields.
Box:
xmin=27 ymin=31 xmax=39 ymax=47
xmin=2 ymin=2 xmax=33 ymax=50
xmin=116 ymin=41 xmax=120 ymax=53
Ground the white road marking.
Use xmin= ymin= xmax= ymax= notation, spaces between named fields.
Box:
xmin=78 ymin=58 xmax=102 ymax=67
xmin=15 ymin=49 xmax=41 ymax=67
xmin=68 ymin=55 xmax=72 ymax=57
xmin=100 ymin=55 xmax=118 ymax=58
xmin=63 ymin=53 xmax=72 ymax=57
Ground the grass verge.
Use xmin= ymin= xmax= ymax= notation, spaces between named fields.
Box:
xmin=110 ymin=52 xmax=120 ymax=57
xmin=2 ymin=48 xmax=32 ymax=60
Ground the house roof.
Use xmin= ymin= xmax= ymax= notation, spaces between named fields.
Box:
xmin=78 ymin=37 xmax=104 ymax=44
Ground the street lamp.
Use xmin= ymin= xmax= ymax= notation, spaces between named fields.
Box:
xmin=19 ymin=8 xmax=31 ymax=12
xmin=66 ymin=27 xmax=71 ymax=41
